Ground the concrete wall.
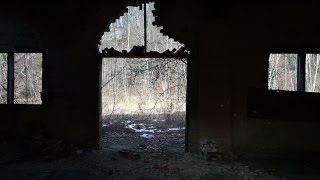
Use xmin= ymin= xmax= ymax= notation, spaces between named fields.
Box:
xmin=160 ymin=1 xmax=320 ymax=154
xmin=227 ymin=3 xmax=320 ymax=155
xmin=1 ymin=1 xmax=320 ymax=156
xmin=196 ymin=2 xmax=320 ymax=154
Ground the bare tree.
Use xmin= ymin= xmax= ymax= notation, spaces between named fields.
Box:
xmin=14 ymin=53 xmax=42 ymax=104
xmin=306 ymin=54 xmax=320 ymax=92
xmin=0 ymin=53 xmax=7 ymax=104
xmin=268 ymin=54 xmax=297 ymax=91
xmin=99 ymin=2 xmax=187 ymax=123
xmin=102 ymin=58 xmax=187 ymax=121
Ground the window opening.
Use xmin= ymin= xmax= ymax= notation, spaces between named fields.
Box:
xmin=99 ymin=5 xmax=145 ymax=53
xmin=14 ymin=53 xmax=42 ymax=104
xmin=306 ymin=54 xmax=320 ymax=92
xmin=268 ymin=53 xmax=297 ymax=91
xmin=0 ymin=53 xmax=42 ymax=104
xmin=99 ymin=2 xmax=188 ymax=152
xmin=99 ymin=2 xmax=189 ymax=56
xmin=268 ymin=53 xmax=320 ymax=93
xmin=0 ymin=53 xmax=7 ymax=104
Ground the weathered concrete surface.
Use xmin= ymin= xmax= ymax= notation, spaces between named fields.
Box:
xmin=1 ymin=1 xmax=320 ymax=157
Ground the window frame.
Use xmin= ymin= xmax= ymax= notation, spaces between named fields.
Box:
xmin=0 ymin=51 xmax=43 ymax=105
xmin=267 ymin=52 xmax=320 ymax=92
xmin=297 ymin=53 xmax=305 ymax=92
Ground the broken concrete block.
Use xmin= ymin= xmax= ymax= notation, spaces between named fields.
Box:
xmin=200 ymin=139 xmax=221 ymax=161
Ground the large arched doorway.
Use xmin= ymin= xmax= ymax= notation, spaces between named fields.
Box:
xmin=98 ymin=2 xmax=189 ymax=152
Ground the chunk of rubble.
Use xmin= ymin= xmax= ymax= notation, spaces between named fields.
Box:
xmin=200 ymin=139 xmax=223 ymax=161
xmin=140 ymin=134 xmax=154 ymax=139
xmin=118 ymin=150 xmax=140 ymax=160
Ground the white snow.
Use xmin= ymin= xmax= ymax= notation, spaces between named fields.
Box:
xmin=125 ymin=123 xmax=156 ymax=133
xmin=167 ymin=127 xmax=185 ymax=131
xmin=122 ymin=120 xmax=185 ymax=134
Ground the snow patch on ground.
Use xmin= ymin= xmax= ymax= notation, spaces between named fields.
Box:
xmin=167 ymin=127 xmax=185 ymax=131
xmin=106 ymin=120 xmax=185 ymax=134
xmin=152 ymin=119 xmax=166 ymax=122
xmin=125 ymin=122 xmax=157 ymax=133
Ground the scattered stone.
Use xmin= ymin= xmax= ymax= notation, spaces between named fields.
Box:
xmin=153 ymin=163 xmax=169 ymax=170
xmin=140 ymin=134 xmax=154 ymax=139
xmin=118 ymin=150 xmax=140 ymax=160
xmin=76 ymin=149 xmax=83 ymax=156
xmin=137 ymin=143 xmax=147 ymax=150
xmin=200 ymin=139 xmax=222 ymax=161
xmin=143 ymin=159 xmax=151 ymax=163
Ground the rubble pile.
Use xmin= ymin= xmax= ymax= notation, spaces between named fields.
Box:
xmin=200 ymin=139 xmax=223 ymax=161
xmin=24 ymin=135 xmax=85 ymax=161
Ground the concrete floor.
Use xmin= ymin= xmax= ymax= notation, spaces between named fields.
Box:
xmin=1 ymin=121 xmax=319 ymax=180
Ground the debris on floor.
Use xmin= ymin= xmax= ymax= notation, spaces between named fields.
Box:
xmin=200 ymin=139 xmax=223 ymax=161
xmin=0 ymin=119 xmax=291 ymax=179
xmin=118 ymin=150 xmax=141 ymax=161
xmin=0 ymin=147 xmax=284 ymax=180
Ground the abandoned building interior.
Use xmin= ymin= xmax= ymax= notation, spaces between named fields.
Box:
xmin=1 ymin=0 xmax=320 ymax=179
